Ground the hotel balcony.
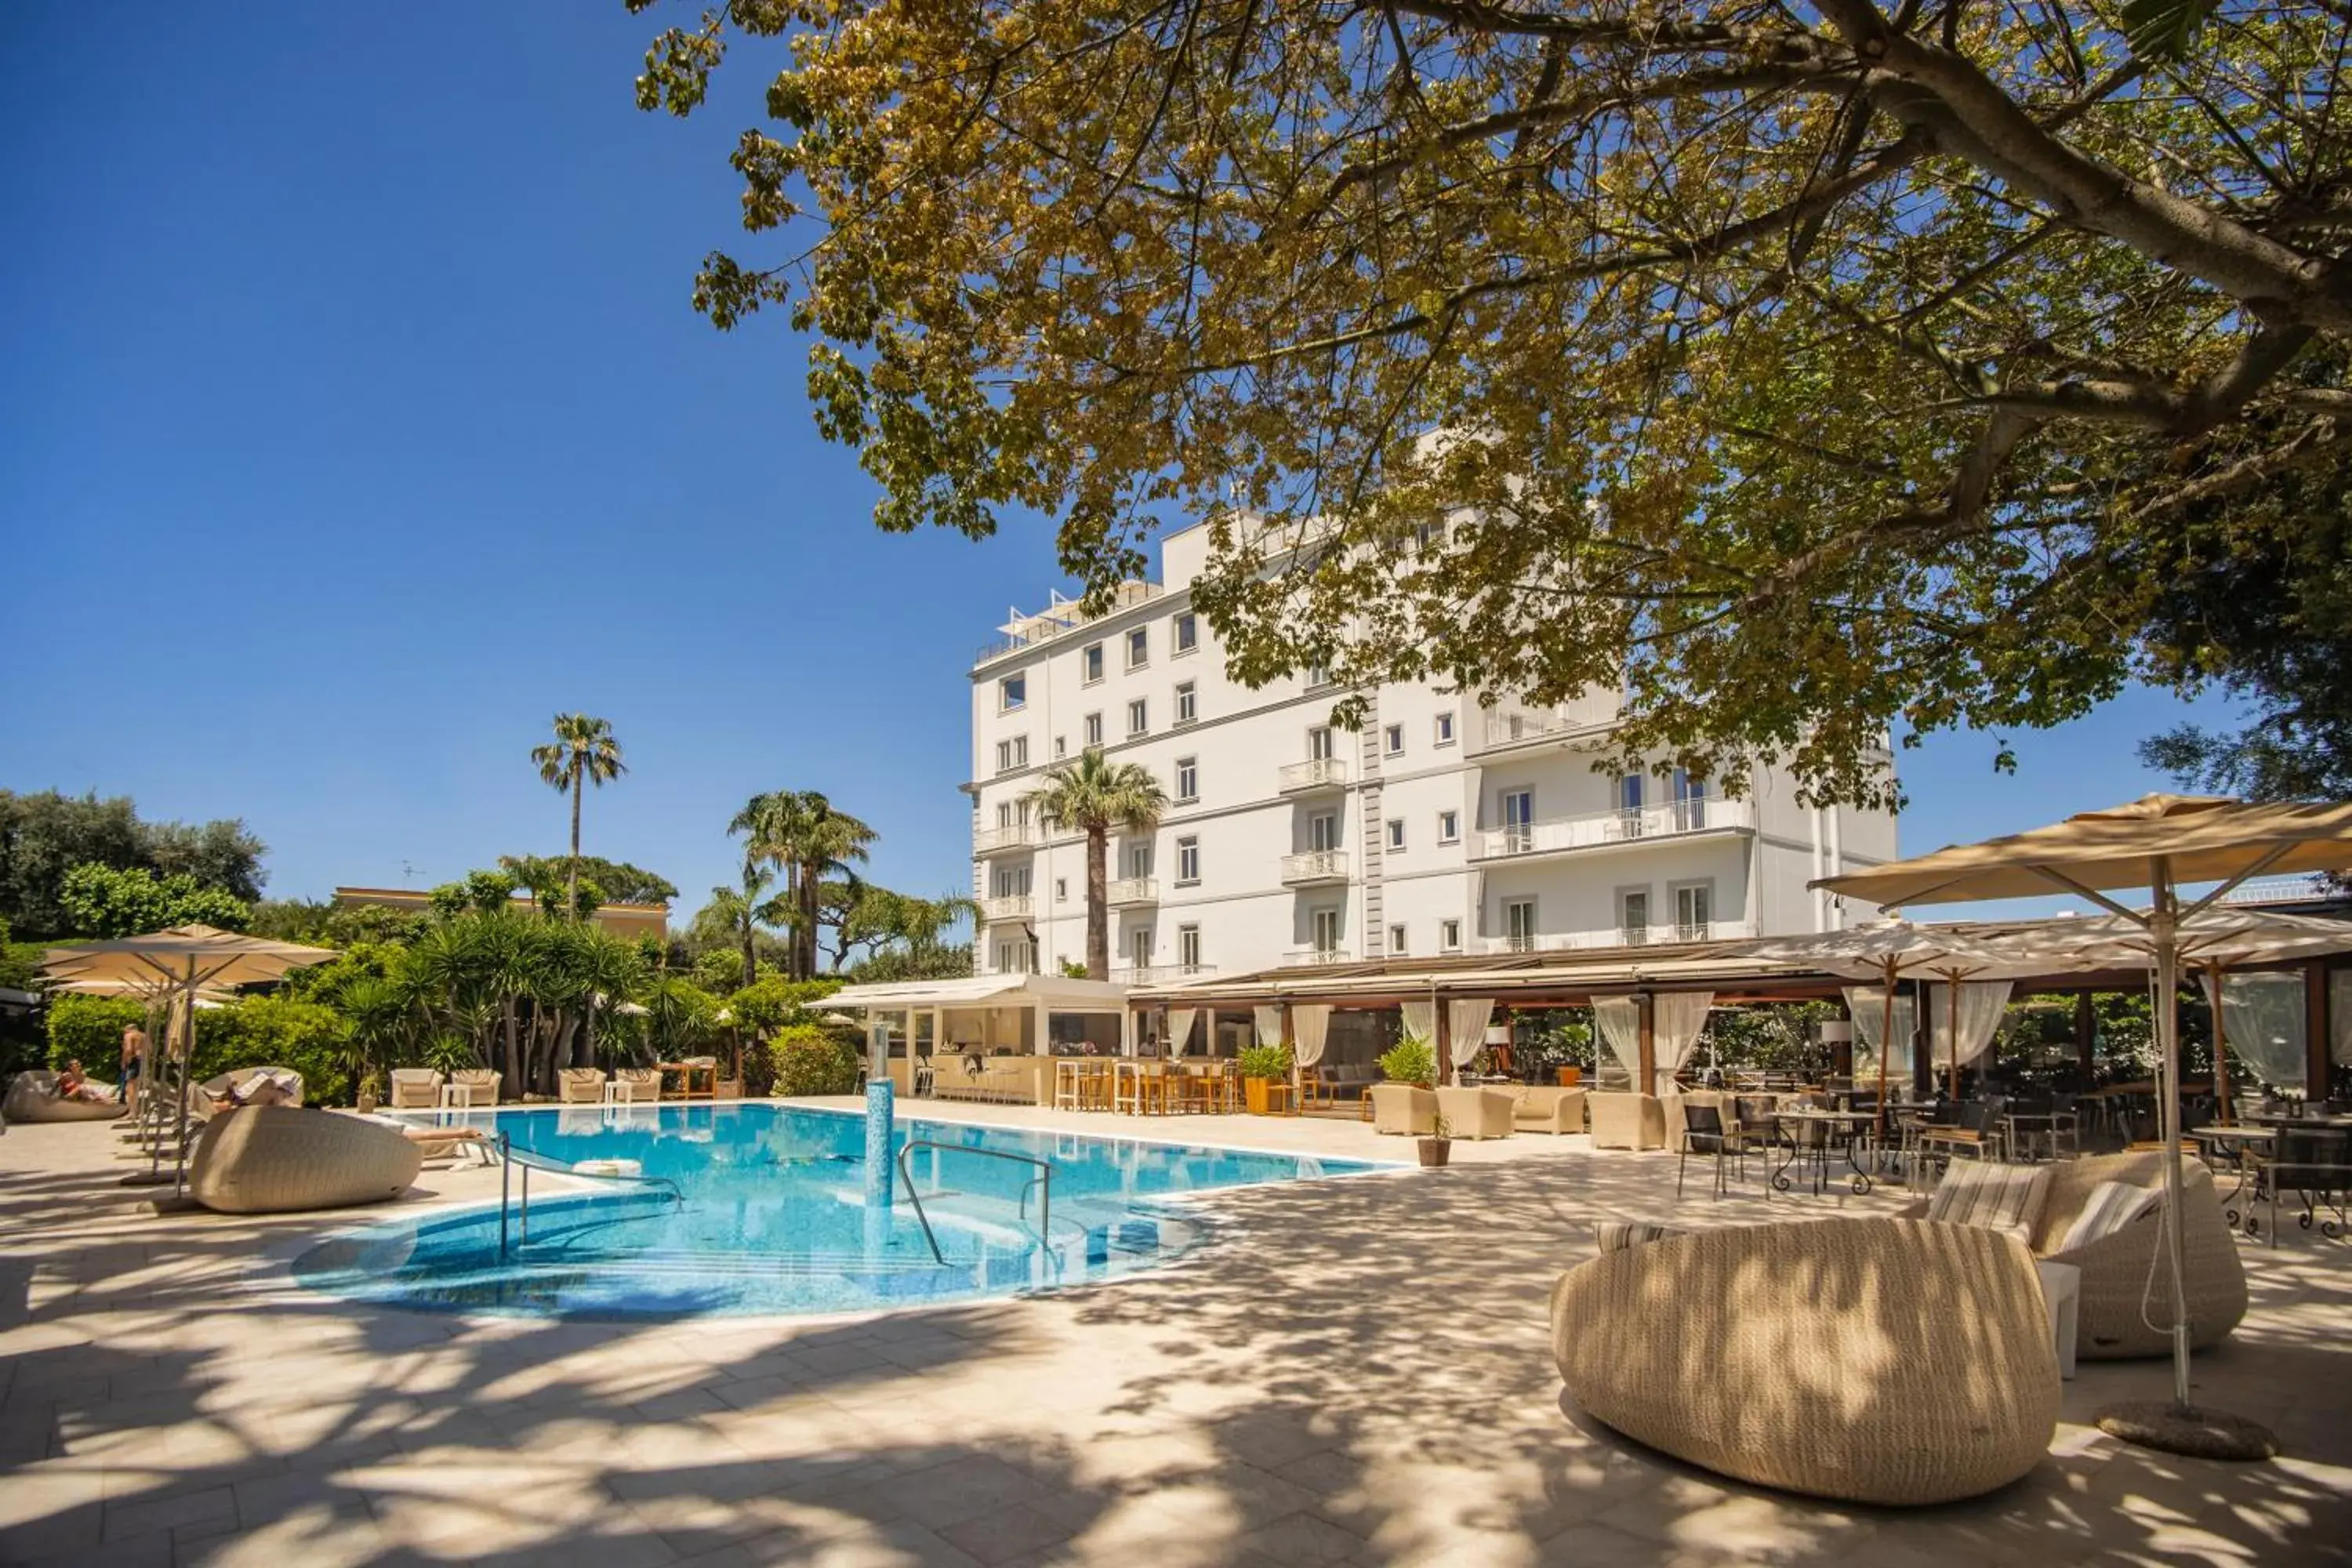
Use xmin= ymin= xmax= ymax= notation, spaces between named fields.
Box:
xmin=1478 ymin=918 xmax=1759 ymax=956
xmin=1276 ymin=757 xmax=1348 ymax=794
xmin=1468 ymin=691 xmax=1621 ymax=756
xmin=1107 ymin=877 xmax=1159 ymax=908
xmin=1282 ymin=947 xmax=1353 ymax=967
xmin=1279 ymin=850 xmax=1351 ymax=887
xmin=1112 ymin=962 xmax=1218 ymax=985
xmin=1468 ymin=797 xmax=1754 ymax=864
xmin=972 ymin=823 xmax=1042 ymax=857
xmin=978 ymin=895 xmax=1034 ymax=924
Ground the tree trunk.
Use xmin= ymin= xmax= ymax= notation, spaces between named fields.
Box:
xmin=501 ymin=997 xmax=521 ymax=1100
xmin=742 ymin=924 xmax=757 ymax=991
xmin=566 ymin=764 xmax=583 ymax=919
xmin=1086 ymin=826 xmax=1109 ymax=980
xmin=582 ymin=1003 xmax=597 ymax=1072
xmin=798 ymin=860 xmax=820 ymax=980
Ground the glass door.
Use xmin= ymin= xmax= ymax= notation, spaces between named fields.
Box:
xmin=1311 ymin=907 xmax=1344 ymax=956
xmin=1501 ymin=789 xmax=1534 ymax=854
xmin=1620 ymin=890 xmax=1650 ymax=946
xmin=1674 ymin=883 xmax=1711 ymax=942
xmin=1504 ymin=898 xmax=1537 ymax=952
xmin=1671 ymin=768 xmax=1705 ymax=831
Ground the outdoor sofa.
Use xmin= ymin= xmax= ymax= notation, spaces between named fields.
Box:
xmin=1491 ymin=1084 xmax=1585 ymax=1134
xmin=1307 ymin=1063 xmax=1379 ymax=1104
xmin=188 ymin=1106 xmax=422 ymax=1214
xmin=1587 ymin=1091 xmax=1667 ymax=1151
xmin=1551 ymin=1216 xmax=2060 ymax=1505
xmin=3 ymin=1070 xmax=126 ymax=1123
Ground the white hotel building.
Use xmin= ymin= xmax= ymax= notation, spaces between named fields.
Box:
xmin=967 ymin=520 xmax=1896 ymax=983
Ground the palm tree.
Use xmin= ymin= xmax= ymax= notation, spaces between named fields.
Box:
xmin=731 ymin=791 xmax=877 ymax=978
xmin=701 ymin=862 xmax=793 ymax=989
xmin=1024 ymin=750 xmax=1167 ymax=980
xmin=531 ymin=713 xmax=627 ymax=919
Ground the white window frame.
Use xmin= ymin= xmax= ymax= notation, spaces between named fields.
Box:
xmin=1174 ymin=756 xmax=1198 ymax=804
xmin=1433 ymin=712 xmax=1456 ymax=747
xmin=1670 ymin=878 xmax=1715 ymax=939
xmin=1388 ymin=923 xmax=1407 ymax=957
xmin=1385 ymin=818 xmax=1406 ymax=851
xmin=1081 ymin=642 xmax=1104 ymax=684
xmin=1503 ymin=896 xmax=1538 ymax=949
xmin=1307 ymin=724 xmax=1335 ymax=760
xmin=1083 ymin=712 xmax=1103 ymax=748
xmin=1436 ymin=809 xmax=1461 ymax=844
xmin=1439 ymin=918 xmax=1463 ymax=953
xmin=1055 ymin=877 xmax=1069 ymax=902
xmin=995 ymin=801 xmax=1012 ymax=828
xmin=1174 ymin=681 xmax=1197 ymax=726
xmin=1126 ymin=698 xmax=1149 ymax=737
xmin=1383 ymin=723 xmax=1404 ymax=757
xmin=1127 ymin=925 xmax=1153 ymax=970
xmin=1126 ymin=839 xmax=1153 ymax=878
xmin=999 ymin=673 xmax=1026 ymax=712
xmin=1174 ymin=612 xmax=1198 ymax=655
xmin=1617 ymin=885 xmax=1653 ymax=943
xmin=1310 ymin=906 xmax=1344 ymax=954
xmin=1054 ymin=735 xmax=1067 ymax=758
xmin=1177 ymin=923 xmax=1201 ymax=967
xmin=1127 ymin=626 xmax=1149 ymax=670
xmin=994 ymin=737 xmax=1028 ymax=775
xmin=1175 ymin=835 xmax=1200 ymax=884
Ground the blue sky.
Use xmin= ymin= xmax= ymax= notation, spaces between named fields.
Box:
xmin=1 ymin=2 xmax=2250 ymax=926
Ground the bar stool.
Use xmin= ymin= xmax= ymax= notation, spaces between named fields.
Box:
xmin=1054 ymin=1060 xmax=1083 ymax=1111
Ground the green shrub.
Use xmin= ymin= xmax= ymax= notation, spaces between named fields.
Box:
xmin=769 ymin=1023 xmax=860 ymax=1096
xmin=47 ymin=993 xmax=145 ymax=1071
xmin=1236 ymin=1042 xmax=1293 ymax=1080
xmin=1377 ymin=1035 xmax=1437 ymax=1088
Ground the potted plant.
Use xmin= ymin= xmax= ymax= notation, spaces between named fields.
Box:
xmin=1420 ymin=1112 xmax=1453 ymax=1168
xmin=1237 ymin=1042 xmax=1293 ymax=1114
xmin=1377 ymin=1035 xmax=1437 ymax=1091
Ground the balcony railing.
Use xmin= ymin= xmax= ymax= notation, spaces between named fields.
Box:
xmin=1469 ymin=691 xmax=1623 ymax=753
xmin=973 ymin=582 xmax=1167 ymax=663
xmin=1283 ymin=947 xmax=1353 ymax=967
xmin=978 ymin=895 xmax=1034 ymax=924
xmin=1479 ymin=919 xmax=1759 ymax=956
xmin=1277 ymin=757 xmax=1348 ymax=793
xmin=1112 ymin=962 xmax=1218 ymax=985
xmin=2217 ymin=875 xmax=2335 ymax=906
xmin=1471 ymin=797 xmax=1753 ymax=862
xmin=1279 ymin=850 xmax=1350 ymax=885
xmin=1107 ymin=877 xmax=1159 ymax=907
xmin=972 ymin=823 xmax=1042 ymax=856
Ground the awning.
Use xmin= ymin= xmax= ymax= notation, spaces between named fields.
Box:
xmin=821 ymin=973 xmax=1134 ymax=1012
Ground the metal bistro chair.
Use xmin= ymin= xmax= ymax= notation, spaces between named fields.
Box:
xmin=1678 ymin=1102 xmax=1748 ymax=1199
xmin=2254 ymin=1125 xmax=2351 ymax=1245
xmin=1916 ymin=1101 xmax=2004 ymax=1178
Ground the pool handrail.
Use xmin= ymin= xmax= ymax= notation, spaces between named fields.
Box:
xmin=498 ymin=1131 xmax=684 ymax=1258
xmin=894 ymin=1139 xmax=1052 ymax=1264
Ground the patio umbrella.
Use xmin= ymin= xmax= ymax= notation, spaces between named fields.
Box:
xmin=1817 ymin=793 xmax=2352 ymax=1459
xmin=2038 ymin=909 xmax=2352 ymax=1122
xmin=1732 ymin=923 xmax=2070 ymax=1142
xmin=41 ymin=925 xmax=337 ymax=1198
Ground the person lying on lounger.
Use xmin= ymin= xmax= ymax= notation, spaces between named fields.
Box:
xmin=53 ymin=1062 xmax=115 ymax=1103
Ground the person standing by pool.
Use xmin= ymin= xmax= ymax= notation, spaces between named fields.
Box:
xmin=120 ymin=1023 xmax=147 ymax=1112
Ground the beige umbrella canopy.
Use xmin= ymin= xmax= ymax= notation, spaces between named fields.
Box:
xmin=1817 ymin=793 xmax=2352 ymax=1454
xmin=1732 ymin=922 xmax=2074 ymax=1129
xmin=40 ymin=926 xmax=337 ymax=1196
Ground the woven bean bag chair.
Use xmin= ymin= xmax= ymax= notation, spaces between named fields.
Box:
xmin=2032 ymin=1152 xmax=2246 ymax=1360
xmin=4 ymin=1071 xmax=127 ymax=1123
xmin=1550 ymin=1218 xmax=2060 ymax=1506
xmin=188 ymin=1107 xmax=422 ymax=1214
xmin=198 ymin=1066 xmax=305 ymax=1112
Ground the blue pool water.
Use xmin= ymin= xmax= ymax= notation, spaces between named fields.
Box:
xmin=292 ymin=1103 xmax=1383 ymax=1318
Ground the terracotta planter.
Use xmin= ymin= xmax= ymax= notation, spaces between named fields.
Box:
xmin=1243 ymin=1076 xmax=1273 ymax=1116
xmin=1555 ymin=1066 xmax=1582 ymax=1087
xmin=1417 ymin=1137 xmax=1452 ymax=1168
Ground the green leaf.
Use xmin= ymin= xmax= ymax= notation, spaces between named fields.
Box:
xmin=2121 ymin=0 xmax=2219 ymax=60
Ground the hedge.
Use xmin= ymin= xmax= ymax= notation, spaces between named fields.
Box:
xmin=46 ymin=991 xmax=353 ymax=1103
xmin=769 ymin=1023 xmax=861 ymax=1097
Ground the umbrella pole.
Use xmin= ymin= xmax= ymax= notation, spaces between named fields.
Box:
xmin=1947 ymin=977 xmax=1962 ymax=1105
xmin=2206 ymin=961 xmax=2230 ymax=1126
xmin=1876 ymin=958 xmax=1896 ymax=1164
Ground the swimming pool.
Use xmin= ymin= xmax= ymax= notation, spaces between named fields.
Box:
xmin=292 ymin=1103 xmax=1384 ymax=1318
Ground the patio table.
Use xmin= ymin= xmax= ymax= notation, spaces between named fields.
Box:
xmin=1771 ymin=1109 xmax=1877 ymax=1196
xmin=2189 ymin=1124 xmax=2274 ymax=1226
xmin=658 ymin=1061 xmax=717 ymax=1100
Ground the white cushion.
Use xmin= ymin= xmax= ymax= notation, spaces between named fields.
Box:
xmin=1926 ymin=1161 xmax=2053 ymax=1243
xmin=2055 ymin=1180 xmax=2160 ymax=1253
xmin=1596 ymin=1219 xmax=1686 ymax=1254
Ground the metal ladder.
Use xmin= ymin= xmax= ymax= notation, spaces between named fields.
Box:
xmin=894 ymin=1139 xmax=1053 ymax=1264
xmin=497 ymin=1132 xmax=684 ymax=1258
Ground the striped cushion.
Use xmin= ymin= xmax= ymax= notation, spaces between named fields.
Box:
xmin=1926 ymin=1161 xmax=2053 ymax=1243
xmin=2056 ymin=1180 xmax=2160 ymax=1252
xmin=1596 ymin=1219 xmax=1686 ymax=1254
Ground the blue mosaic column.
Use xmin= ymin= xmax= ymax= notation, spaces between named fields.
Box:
xmin=862 ymin=1076 xmax=895 ymax=1257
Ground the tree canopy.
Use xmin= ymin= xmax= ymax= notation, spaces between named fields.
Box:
xmin=0 ymin=790 xmax=266 ymax=938
xmin=634 ymin=0 xmax=2352 ymax=806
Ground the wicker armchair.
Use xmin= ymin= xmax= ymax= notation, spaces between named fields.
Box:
xmin=448 ymin=1068 xmax=500 ymax=1106
xmin=1588 ymin=1092 xmax=1667 ymax=1151
xmin=615 ymin=1066 xmax=662 ymax=1103
xmin=1368 ymin=1083 xmax=1439 ymax=1135
xmin=387 ymin=1069 xmax=442 ymax=1109
xmin=1550 ymin=1217 xmax=2060 ymax=1506
xmin=188 ymin=1108 xmax=423 ymax=1214
xmin=1434 ymin=1086 xmax=1515 ymax=1139
xmin=1502 ymin=1085 xmax=1587 ymax=1134
xmin=557 ymin=1068 xmax=607 ymax=1104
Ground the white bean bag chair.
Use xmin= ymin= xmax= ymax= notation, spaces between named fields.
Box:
xmin=189 ymin=1107 xmax=421 ymax=1214
xmin=5 ymin=1071 xmax=126 ymax=1123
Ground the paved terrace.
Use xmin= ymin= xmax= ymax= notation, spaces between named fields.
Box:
xmin=1 ymin=1103 xmax=2347 ymax=1568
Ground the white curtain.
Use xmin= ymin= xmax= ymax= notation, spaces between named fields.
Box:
xmin=1254 ymin=1004 xmax=1284 ymax=1048
xmin=1400 ymin=998 xmax=1438 ymax=1044
xmin=1843 ymin=985 xmax=1917 ymax=1083
xmin=1447 ymin=997 xmax=1493 ymax=1081
xmin=1925 ymin=982 xmax=2013 ymax=1073
xmin=2205 ymin=971 xmax=2308 ymax=1090
xmin=1652 ymin=992 xmax=1713 ymax=1096
xmin=1167 ymin=1007 xmax=1197 ymax=1057
xmin=1592 ymin=994 xmax=1642 ymax=1088
xmin=1292 ymin=1005 xmax=1332 ymax=1069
